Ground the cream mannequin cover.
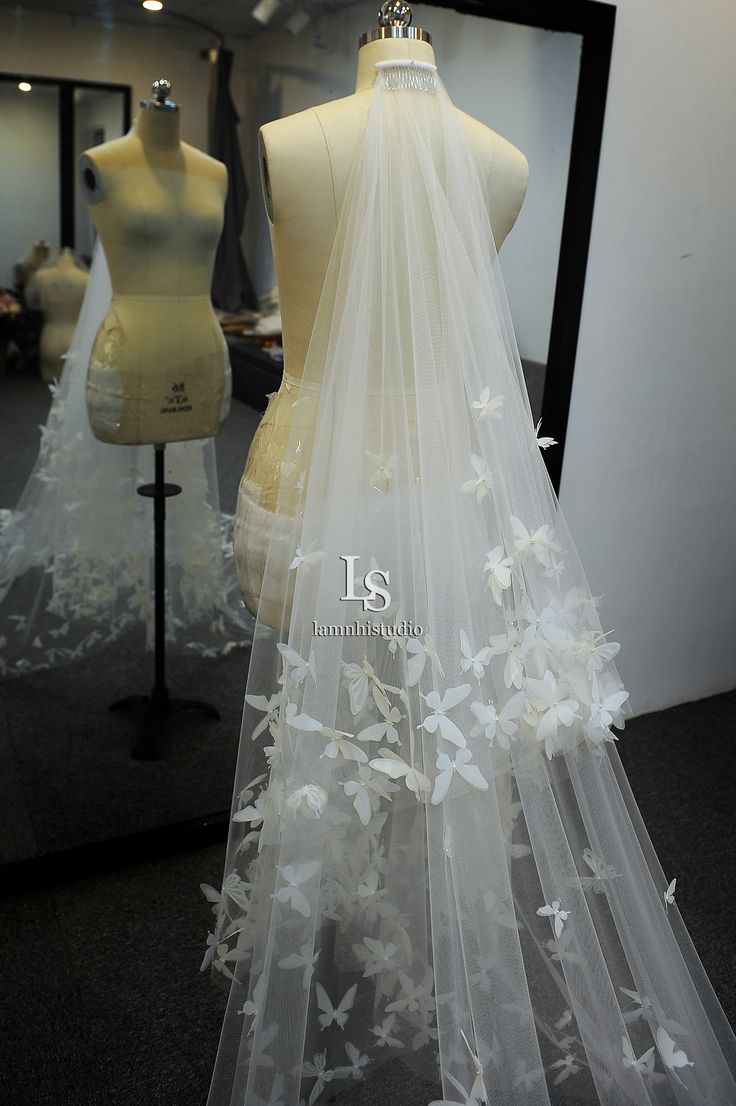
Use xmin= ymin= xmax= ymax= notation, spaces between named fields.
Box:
xmin=234 ymin=35 xmax=529 ymax=621
xmin=79 ymin=102 xmax=231 ymax=446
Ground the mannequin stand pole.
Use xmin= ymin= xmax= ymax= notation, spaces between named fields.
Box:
xmin=110 ymin=443 xmax=220 ymax=760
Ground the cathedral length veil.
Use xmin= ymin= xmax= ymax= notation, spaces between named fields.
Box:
xmin=205 ymin=63 xmax=736 ymax=1105
xmin=0 ymin=245 xmax=251 ymax=676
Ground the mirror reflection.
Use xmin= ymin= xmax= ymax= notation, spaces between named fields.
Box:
xmin=1 ymin=4 xmax=580 ymax=866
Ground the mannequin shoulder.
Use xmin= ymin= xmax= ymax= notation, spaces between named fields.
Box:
xmin=456 ymin=108 xmax=529 ymax=246
xmin=259 ymin=94 xmax=369 ymax=222
xmin=78 ymin=134 xmax=133 ymax=205
xmin=181 ymin=143 xmax=228 ymax=192
xmin=457 ymin=108 xmax=529 ymax=192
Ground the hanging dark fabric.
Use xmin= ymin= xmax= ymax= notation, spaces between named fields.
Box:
xmin=210 ymin=48 xmax=258 ymax=312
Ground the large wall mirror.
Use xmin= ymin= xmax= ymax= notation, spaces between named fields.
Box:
xmin=0 ymin=0 xmax=614 ymax=893
xmin=0 ymin=74 xmax=131 ymax=278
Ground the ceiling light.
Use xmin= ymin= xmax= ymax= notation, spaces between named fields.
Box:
xmin=18 ymin=81 xmax=32 ymax=92
xmin=142 ymin=0 xmax=164 ymax=10
xmin=252 ymin=0 xmax=281 ymax=26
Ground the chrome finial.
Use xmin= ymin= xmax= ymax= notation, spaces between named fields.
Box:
xmin=140 ymin=78 xmax=179 ymax=112
xmin=359 ymin=0 xmax=431 ymax=46
xmin=379 ymin=0 xmax=412 ymax=27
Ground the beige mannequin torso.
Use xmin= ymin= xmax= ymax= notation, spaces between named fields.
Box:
xmin=235 ymin=37 xmax=529 ymax=620
xmin=27 ymin=249 xmax=89 ymax=381
xmin=79 ymin=107 xmax=231 ymax=445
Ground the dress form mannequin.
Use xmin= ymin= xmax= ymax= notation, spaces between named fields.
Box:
xmin=234 ymin=5 xmax=529 ymax=621
xmin=26 ymin=248 xmax=89 ymax=381
xmin=13 ymin=239 xmax=50 ymax=290
xmin=79 ymin=80 xmax=231 ymax=445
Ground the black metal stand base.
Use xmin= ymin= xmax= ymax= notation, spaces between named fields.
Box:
xmin=110 ymin=691 xmax=221 ymax=760
xmin=109 ymin=443 xmax=219 ymax=760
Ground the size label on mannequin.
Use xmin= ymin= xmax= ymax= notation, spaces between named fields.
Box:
xmin=160 ymin=380 xmax=194 ymax=415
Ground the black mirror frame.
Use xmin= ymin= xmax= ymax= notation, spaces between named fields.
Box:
xmin=423 ymin=0 xmax=616 ymax=491
xmin=0 ymin=0 xmax=614 ymax=894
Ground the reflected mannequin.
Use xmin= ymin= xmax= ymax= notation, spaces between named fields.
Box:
xmin=26 ymin=248 xmax=89 ymax=381
xmin=13 ymin=239 xmax=50 ymax=290
xmin=234 ymin=13 xmax=529 ymax=623
xmin=79 ymin=79 xmax=231 ymax=446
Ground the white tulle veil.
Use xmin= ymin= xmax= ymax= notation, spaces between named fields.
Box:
xmin=204 ymin=62 xmax=736 ymax=1105
xmin=0 ymin=245 xmax=251 ymax=676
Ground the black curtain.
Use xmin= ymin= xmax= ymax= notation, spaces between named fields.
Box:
xmin=210 ymin=48 xmax=258 ymax=312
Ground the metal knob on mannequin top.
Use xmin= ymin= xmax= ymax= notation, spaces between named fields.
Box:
xmin=140 ymin=77 xmax=179 ymax=112
xmin=358 ymin=0 xmax=432 ymax=45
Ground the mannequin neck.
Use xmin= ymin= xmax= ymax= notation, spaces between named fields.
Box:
xmin=135 ymin=106 xmax=181 ymax=150
xmin=355 ymin=38 xmax=436 ymax=91
xmin=56 ymin=248 xmax=76 ymax=268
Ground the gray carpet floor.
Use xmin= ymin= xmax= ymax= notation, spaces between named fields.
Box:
xmin=0 ymin=688 xmax=733 ymax=1105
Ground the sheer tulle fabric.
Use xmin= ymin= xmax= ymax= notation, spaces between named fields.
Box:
xmin=205 ymin=66 xmax=736 ymax=1105
xmin=0 ymin=246 xmax=251 ymax=676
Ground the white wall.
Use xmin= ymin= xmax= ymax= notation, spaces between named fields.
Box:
xmin=0 ymin=7 xmax=215 ymax=149
xmin=231 ymin=4 xmax=581 ymax=364
xmin=0 ymin=82 xmax=60 ymax=286
xmin=560 ymin=0 xmax=736 ymax=714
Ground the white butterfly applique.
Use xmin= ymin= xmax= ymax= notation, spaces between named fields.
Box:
xmin=366 ymin=450 xmax=398 ymax=490
xmin=524 ymin=671 xmax=580 ymax=758
xmin=461 ymin=454 xmax=494 ymax=502
xmin=334 ymin=1041 xmax=369 ymax=1080
xmin=301 ymin=1052 xmax=335 ymax=1104
xmin=405 ymin=634 xmax=444 ymax=686
xmin=622 ymin=1037 xmax=658 ymax=1077
xmin=342 ymin=656 xmax=405 ymax=715
xmin=549 ymin=1053 xmax=581 ymax=1085
xmin=459 ymin=630 xmax=492 ymax=682
xmin=277 ymin=944 xmax=320 ymax=990
xmin=534 ymin=418 xmax=557 ymax=450
xmin=536 ymin=898 xmax=570 ymax=939
xmin=656 ymin=1027 xmax=694 ymax=1083
xmin=574 ymin=628 xmax=621 ymax=675
xmin=370 ymin=1013 xmax=403 ymax=1047
xmin=244 ymin=691 xmax=283 ymax=741
xmin=510 ymin=515 xmax=560 ymax=568
xmin=315 ymin=983 xmax=357 ymax=1029
xmin=419 ymin=684 xmax=471 ymax=747
xmin=470 ymin=692 xmax=525 ymax=749
xmin=277 ymin=643 xmax=316 ymax=686
xmin=357 ymin=692 xmax=403 ymax=744
xmin=342 ymin=765 xmax=399 ymax=825
xmin=472 ymin=387 xmax=504 ymax=422
xmin=286 ymin=784 xmax=329 ymax=817
xmin=512 ymin=1060 xmax=546 ymax=1091
xmin=587 ymin=679 xmax=629 ymax=744
xmin=488 ymin=627 xmax=526 ymax=690
xmin=664 ymin=878 xmax=677 ymax=910
xmin=576 ymin=847 xmax=621 ymax=893
xmin=481 ymin=546 xmax=514 ymax=605
xmin=274 ymin=861 xmax=320 ymax=917
xmin=288 ymin=543 xmax=325 ymax=572
xmin=431 ymin=749 xmax=489 ymax=805
xmin=369 ymin=747 xmax=431 ymax=798
xmin=321 ymin=726 xmax=368 ymax=764
xmin=284 ymin=702 xmax=323 ymax=733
